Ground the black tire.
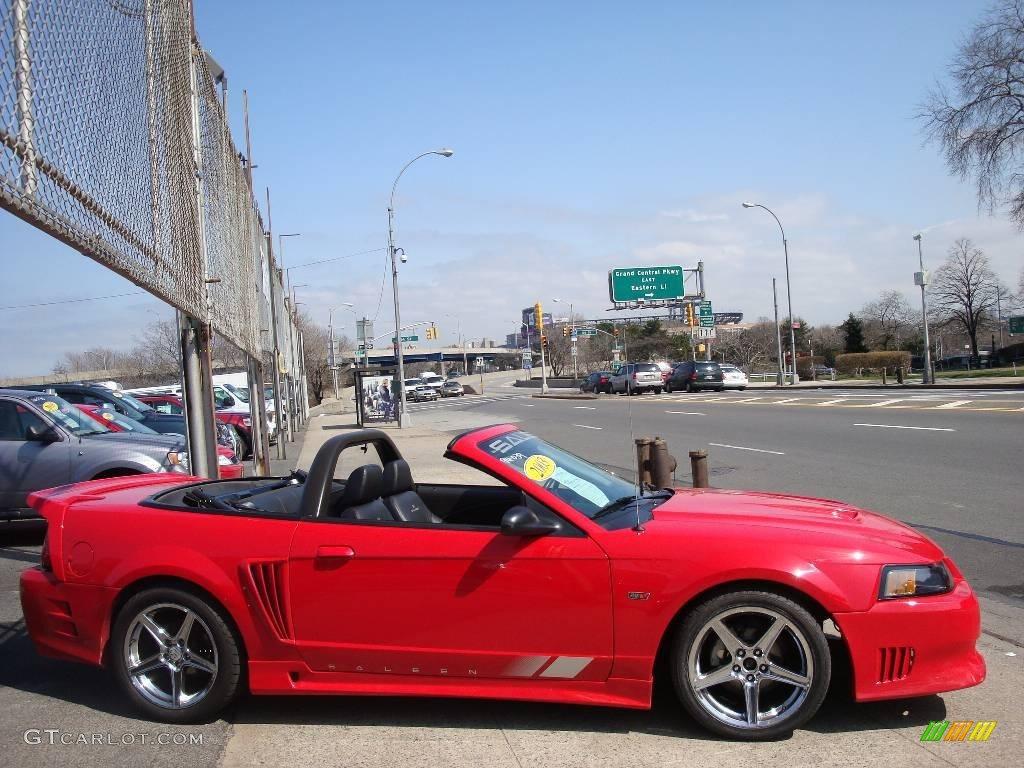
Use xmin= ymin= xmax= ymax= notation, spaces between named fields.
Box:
xmin=716 ymin=387 xmax=725 ymax=392
xmin=110 ymin=586 xmax=243 ymax=724
xmin=653 ymin=387 xmax=663 ymax=395
xmin=236 ymin=430 xmax=252 ymax=461
xmin=686 ymin=381 xmax=695 ymax=393
xmin=665 ymin=382 xmax=672 ymax=393
xmin=670 ymin=590 xmax=830 ymax=740
xmin=739 ymin=387 xmax=746 ymax=391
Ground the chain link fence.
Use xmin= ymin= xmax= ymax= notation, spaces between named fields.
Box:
xmin=0 ymin=0 xmax=272 ymax=358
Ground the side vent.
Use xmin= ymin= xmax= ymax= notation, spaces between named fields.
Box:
xmin=248 ymin=561 xmax=292 ymax=640
xmin=877 ymin=646 xmax=915 ymax=683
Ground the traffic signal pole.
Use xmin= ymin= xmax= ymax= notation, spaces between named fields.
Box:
xmin=535 ymin=302 xmax=548 ymax=394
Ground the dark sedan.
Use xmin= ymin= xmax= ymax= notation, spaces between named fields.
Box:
xmin=665 ymin=361 xmax=725 ymax=392
xmin=580 ymin=371 xmax=613 ymax=394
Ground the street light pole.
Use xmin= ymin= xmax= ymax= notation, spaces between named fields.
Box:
xmin=388 ymin=148 xmax=454 ymax=428
xmin=743 ymin=203 xmax=799 ymax=384
xmin=913 ymin=234 xmax=933 ymax=385
xmin=772 ymin=278 xmax=784 ymax=386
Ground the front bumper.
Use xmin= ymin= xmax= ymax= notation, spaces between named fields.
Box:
xmin=20 ymin=567 xmax=116 ymax=666
xmin=833 ymin=578 xmax=985 ymax=702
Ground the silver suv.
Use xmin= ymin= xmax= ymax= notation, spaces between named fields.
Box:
xmin=610 ymin=362 xmax=664 ymax=395
xmin=0 ymin=390 xmax=191 ymax=520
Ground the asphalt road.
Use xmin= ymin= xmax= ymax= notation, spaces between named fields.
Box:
xmin=409 ymin=385 xmax=1024 ymax=609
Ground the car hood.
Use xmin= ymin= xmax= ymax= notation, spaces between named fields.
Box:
xmin=651 ymin=488 xmax=944 ymax=561
xmin=82 ymin=432 xmax=185 ymax=451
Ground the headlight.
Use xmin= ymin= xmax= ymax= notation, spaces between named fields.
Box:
xmin=879 ymin=563 xmax=952 ymax=600
xmin=242 ymin=417 xmax=251 ymax=427
xmin=166 ymin=450 xmax=190 ymax=473
xmin=217 ymin=453 xmax=235 ymax=466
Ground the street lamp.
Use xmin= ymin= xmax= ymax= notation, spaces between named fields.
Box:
xmin=552 ymin=297 xmax=577 ymax=380
xmin=913 ymin=234 xmax=933 ymax=384
xmin=388 ymin=148 xmax=454 ymax=428
xmin=743 ymin=202 xmax=799 ymax=384
xmin=328 ymin=302 xmax=356 ymax=399
xmin=444 ymin=312 xmax=467 ymax=374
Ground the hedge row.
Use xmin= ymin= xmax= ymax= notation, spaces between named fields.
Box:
xmin=834 ymin=351 xmax=911 ymax=374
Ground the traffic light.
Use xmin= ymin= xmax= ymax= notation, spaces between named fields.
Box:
xmin=685 ymin=304 xmax=694 ymax=326
xmin=562 ymin=325 xmax=570 ymax=337
xmin=534 ymin=302 xmax=543 ymax=330
xmin=541 ymin=334 xmax=548 ymax=349
xmin=425 ymin=324 xmax=438 ymax=340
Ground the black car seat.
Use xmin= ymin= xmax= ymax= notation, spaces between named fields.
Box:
xmin=330 ymin=465 xmax=393 ymax=521
xmin=381 ymin=459 xmax=441 ymax=523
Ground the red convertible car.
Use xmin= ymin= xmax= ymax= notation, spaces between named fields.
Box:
xmin=19 ymin=424 xmax=984 ymax=739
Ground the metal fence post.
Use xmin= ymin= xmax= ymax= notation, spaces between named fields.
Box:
xmin=247 ymin=355 xmax=270 ymax=475
xmin=12 ymin=0 xmax=37 ymax=196
xmin=178 ymin=312 xmax=218 ymax=477
xmin=689 ymin=449 xmax=709 ymax=488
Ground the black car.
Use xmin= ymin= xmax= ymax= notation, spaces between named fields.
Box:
xmin=665 ymin=361 xmax=725 ymax=392
xmin=580 ymin=371 xmax=614 ymax=394
xmin=22 ymin=383 xmax=237 ymax=450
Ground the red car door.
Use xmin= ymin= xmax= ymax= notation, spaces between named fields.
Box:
xmin=287 ymin=517 xmax=613 ymax=683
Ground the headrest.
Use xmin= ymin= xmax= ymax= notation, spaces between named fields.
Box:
xmin=382 ymin=459 xmax=413 ymax=495
xmin=338 ymin=464 xmax=383 ymax=508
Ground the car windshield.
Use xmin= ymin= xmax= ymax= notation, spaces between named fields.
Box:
xmin=225 ymin=384 xmax=250 ymax=402
xmin=478 ymin=430 xmax=637 ymax=518
xmin=105 ymin=389 xmax=154 ymax=414
xmin=28 ymin=395 xmax=111 ymax=436
xmin=88 ymin=408 xmax=158 ymax=434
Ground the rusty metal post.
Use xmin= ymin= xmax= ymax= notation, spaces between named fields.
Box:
xmin=689 ymin=449 xmax=709 ymax=488
xmin=651 ymin=437 xmax=677 ymax=488
xmin=634 ymin=437 xmax=653 ymax=488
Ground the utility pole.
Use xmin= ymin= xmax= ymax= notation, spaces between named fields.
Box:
xmin=913 ymin=234 xmax=933 ymax=384
xmin=773 ymin=278 xmax=784 ymax=387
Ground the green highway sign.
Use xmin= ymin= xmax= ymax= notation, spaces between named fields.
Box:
xmin=1010 ymin=316 xmax=1024 ymax=334
xmin=354 ymin=349 xmax=366 ymax=357
xmin=392 ymin=335 xmax=419 ymax=342
xmin=609 ymin=265 xmax=685 ymax=302
xmin=699 ymin=300 xmax=714 ymax=327
xmin=576 ymin=328 xmax=597 ymax=337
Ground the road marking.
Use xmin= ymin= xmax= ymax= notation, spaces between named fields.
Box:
xmin=521 ymin=404 xmax=535 ymax=407
xmin=853 ymin=423 xmax=956 ymax=432
xmin=935 ymin=400 xmax=971 ymax=409
xmin=853 ymin=398 xmax=904 ymax=407
xmin=775 ymin=398 xmax=801 ymax=404
xmin=666 ymin=411 xmax=706 ymax=416
xmin=708 ymin=442 xmax=785 ymax=455
xmin=731 ymin=397 xmax=764 ymax=403
xmin=573 ymin=406 xmax=597 ymax=410
xmin=816 ymin=399 xmax=848 ymax=406
xmin=573 ymin=424 xmax=603 ymax=430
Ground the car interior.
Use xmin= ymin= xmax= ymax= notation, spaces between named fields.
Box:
xmin=152 ymin=443 xmax=538 ymax=530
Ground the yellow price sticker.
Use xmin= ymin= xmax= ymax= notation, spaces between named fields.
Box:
xmin=41 ymin=401 xmax=59 ymax=413
xmin=523 ymin=454 xmax=556 ymax=482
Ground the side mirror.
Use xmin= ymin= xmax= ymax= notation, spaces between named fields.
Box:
xmin=26 ymin=424 xmax=61 ymax=443
xmin=500 ymin=505 xmax=559 ymax=537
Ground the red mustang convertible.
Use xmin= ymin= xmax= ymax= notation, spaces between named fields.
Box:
xmin=19 ymin=424 xmax=984 ymax=740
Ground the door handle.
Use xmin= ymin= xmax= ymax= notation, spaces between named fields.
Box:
xmin=316 ymin=545 xmax=355 ymax=560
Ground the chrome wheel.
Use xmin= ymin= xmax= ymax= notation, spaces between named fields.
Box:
xmin=123 ymin=603 xmax=218 ymax=710
xmin=687 ymin=606 xmax=813 ymax=731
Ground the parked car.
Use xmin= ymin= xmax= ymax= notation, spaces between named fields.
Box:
xmin=654 ymin=360 xmax=673 ymax=384
xmin=719 ymin=364 xmax=749 ymax=390
xmin=20 ymin=383 xmax=239 ymax=455
xmin=665 ymin=361 xmax=725 ymax=393
xmin=408 ymin=385 xmax=439 ymax=402
xmin=19 ymin=424 xmax=984 ymax=738
xmin=75 ymin=405 xmax=242 ymax=480
xmin=580 ymin=371 xmax=613 ymax=394
xmin=610 ymin=363 xmax=663 ymax=395
xmin=811 ymin=365 xmax=836 ymax=379
xmin=0 ymin=390 xmax=193 ymax=520
xmin=441 ymin=380 xmax=465 ymax=397
xmin=135 ymin=393 xmax=262 ymax=459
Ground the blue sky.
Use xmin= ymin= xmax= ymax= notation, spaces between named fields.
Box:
xmin=3 ymin=0 xmax=1020 ymax=376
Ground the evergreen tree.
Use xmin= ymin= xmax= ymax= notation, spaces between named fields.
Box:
xmin=839 ymin=313 xmax=868 ymax=353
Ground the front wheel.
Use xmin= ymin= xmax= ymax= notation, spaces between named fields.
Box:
xmin=670 ymin=590 xmax=830 ymax=740
xmin=111 ymin=587 xmax=243 ymax=723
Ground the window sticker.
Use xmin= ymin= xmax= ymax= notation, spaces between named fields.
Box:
xmin=101 ymin=412 xmax=114 ymax=420
xmin=41 ymin=401 xmax=59 ymax=413
xmin=523 ymin=454 xmax=556 ymax=482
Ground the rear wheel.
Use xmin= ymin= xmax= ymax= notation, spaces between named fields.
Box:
xmin=665 ymin=382 xmax=672 ymax=393
xmin=111 ymin=587 xmax=242 ymax=723
xmin=671 ymin=590 xmax=830 ymax=740
xmin=686 ymin=381 xmax=696 ymax=393
xmin=653 ymin=387 xmax=663 ymax=395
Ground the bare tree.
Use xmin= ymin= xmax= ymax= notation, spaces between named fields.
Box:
xmin=921 ymin=1 xmax=1024 ymax=225
xmin=929 ymin=239 xmax=1000 ymax=360
xmin=296 ymin=311 xmax=351 ymax=405
xmin=715 ymin=320 xmax=777 ymax=371
xmin=859 ymin=290 xmax=914 ymax=350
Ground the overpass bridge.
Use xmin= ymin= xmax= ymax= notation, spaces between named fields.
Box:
xmin=345 ymin=345 xmax=523 ymax=369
